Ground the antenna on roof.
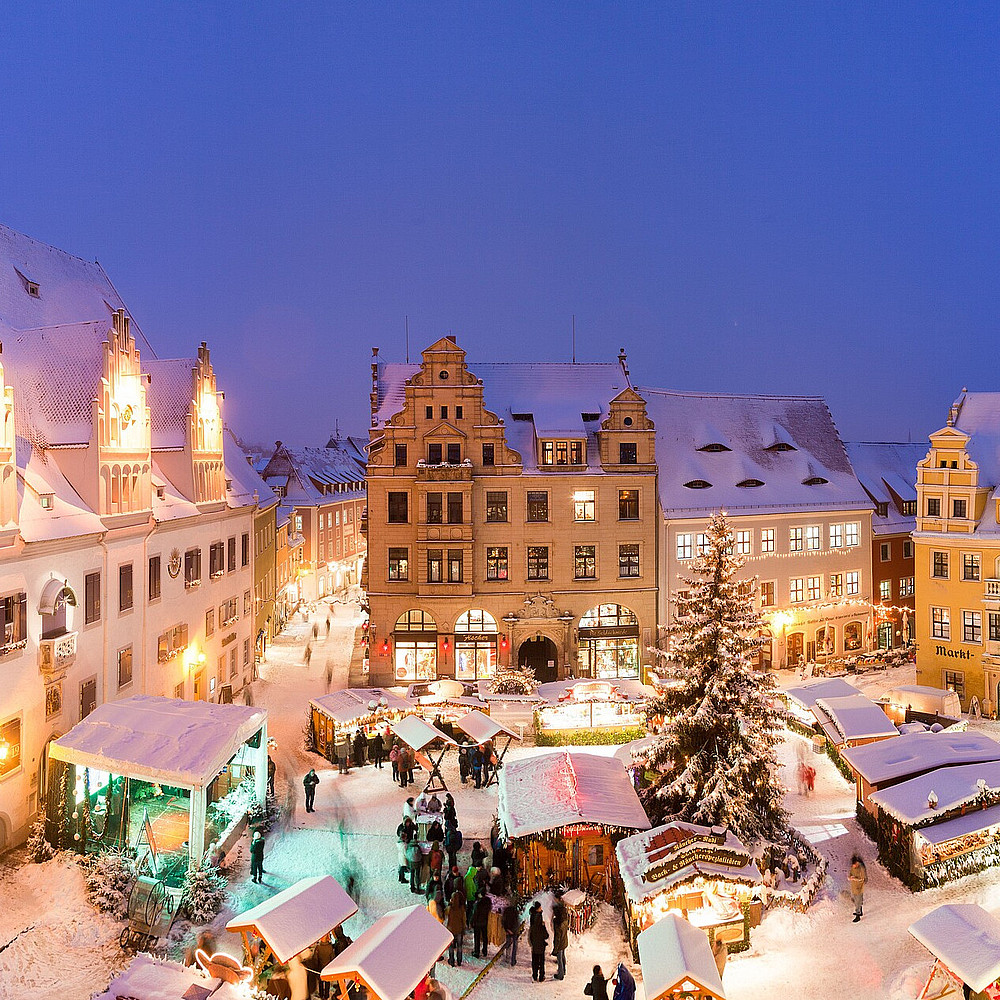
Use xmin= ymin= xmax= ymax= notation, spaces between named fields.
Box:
xmin=405 ymin=315 xmax=409 ymax=364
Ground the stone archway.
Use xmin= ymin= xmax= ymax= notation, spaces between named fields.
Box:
xmin=518 ymin=636 xmax=559 ymax=683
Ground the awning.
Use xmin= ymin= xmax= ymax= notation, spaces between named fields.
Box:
xmin=455 ymin=710 xmax=520 ymax=745
xmin=391 ymin=715 xmax=458 ymax=753
xmin=39 ymin=578 xmax=76 ymax=615
xmin=909 ymin=904 xmax=1000 ymax=993
xmin=226 ymin=876 xmax=357 ymax=964
xmin=914 ymin=802 xmax=1000 ymax=846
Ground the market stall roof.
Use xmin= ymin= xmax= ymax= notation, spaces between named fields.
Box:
xmin=784 ymin=677 xmax=860 ymax=712
xmin=882 ymin=685 xmax=963 ymax=719
xmin=913 ymin=802 xmax=1000 ymax=846
xmin=321 ymin=905 xmax=452 ymax=1000
xmin=637 ymin=912 xmax=726 ymax=1000
xmin=536 ymin=677 xmax=655 ymax=704
xmin=455 ymin=709 xmax=520 ymax=744
xmin=869 ymin=761 xmax=1000 ymax=825
xmin=226 ymin=876 xmax=358 ymax=964
xmin=91 ymin=953 xmax=246 ymax=1000
xmin=48 ymin=695 xmax=266 ymax=791
xmin=498 ymin=751 xmax=651 ymax=839
xmin=617 ymin=820 xmax=761 ymax=904
xmin=614 ymin=736 xmax=659 ymax=767
xmin=909 ymin=904 xmax=1000 ymax=993
xmin=310 ymin=688 xmax=413 ymax=725
xmin=813 ymin=694 xmax=898 ymax=745
xmin=391 ymin=714 xmax=458 ymax=752
xmin=841 ymin=731 xmax=1000 ymax=786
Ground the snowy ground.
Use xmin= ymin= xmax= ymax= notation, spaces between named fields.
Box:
xmin=8 ymin=630 xmax=1000 ymax=1000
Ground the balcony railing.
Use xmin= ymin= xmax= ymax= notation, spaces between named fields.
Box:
xmin=986 ymin=579 xmax=1000 ymax=599
xmin=39 ymin=630 xmax=77 ymax=675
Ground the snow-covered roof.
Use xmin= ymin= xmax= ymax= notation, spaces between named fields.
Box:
xmin=91 ymin=954 xmax=244 ymax=1000
xmin=536 ymin=678 xmax=655 ymax=705
xmin=311 ymin=689 xmax=413 ymax=725
xmin=49 ymin=695 xmax=266 ymax=790
xmin=813 ymin=694 xmax=897 ymax=744
xmin=909 ymin=904 xmax=1000 ymax=993
xmin=842 ymin=731 xmax=1000 ymax=786
xmin=616 ymin=821 xmax=760 ymax=905
xmin=391 ymin=714 xmax=458 ymax=751
xmin=455 ymin=709 xmax=520 ymax=744
xmin=844 ymin=441 xmax=925 ymax=536
xmin=785 ymin=678 xmax=860 ymax=712
xmin=868 ymin=761 xmax=1000 ymax=825
xmin=637 ymin=912 xmax=726 ymax=1000
xmin=951 ymin=392 xmax=1000 ymax=485
xmin=882 ymin=685 xmax=962 ymax=719
xmin=321 ymin=905 xmax=453 ymax=1000
xmin=226 ymin=876 xmax=358 ymax=963
xmin=224 ymin=427 xmax=278 ymax=510
xmin=498 ymin=751 xmax=651 ymax=838
xmin=144 ymin=357 xmax=193 ymax=450
xmin=640 ymin=387 xmax=871 ymax=516
xmin=259 ymin=440 xmax=366 ymax=506
xmin=915 ymin=802 xmax=1000 ymax=846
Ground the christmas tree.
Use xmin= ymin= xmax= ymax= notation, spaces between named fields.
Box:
xmin=642 ymin=510 xmax=787 ymax=844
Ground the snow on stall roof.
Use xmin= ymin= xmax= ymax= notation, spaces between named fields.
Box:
xmin=391 ymin=714 xmax=458 ymax=751
xmin=915 ymin=802 xmax=1000 ymax=845
xmin=536 ymin=678 xmax=655 ymax=704
xmin=455 ymin=709 xmax=520 ymax=744
xmin=868 ymin=761 xmax=1000 ymax=825
xmin=785 ymin=678 xmax=859 ymax=712
xmin=841 ymin=731 xmax=1000 ymax=786
xmin=637 ymin=912 xmax=726 ymax=1000
xmin=311 ymin=688 xmax=414 ymax=725
xmin=883 ymin=685 xmax=962 ymax=717
xmin=617 ymin=821 xmax=760 ymax=905
xmin=91 ymin=953 xmax=244 ymax=1000
xmin=814 ymin=694 xmax=898 ymax=743
xmin=49 ymin=695 xmax=266 ymax=789
xmin=639 ymin=387 xmax=871 ymax=516
xmin=498 ymin=751 xmax=650 ymax=839
xmin=909 ymin=904 xmax=1000 ymax=993
xmin=321 ymin=905 xmax=453 ymax=1000
xmin=226 ymin=875 xmax=358 ymax=963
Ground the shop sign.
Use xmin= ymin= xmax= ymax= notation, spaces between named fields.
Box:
xmin=578 ymin=626 xmax=639 ymax=640
xmin=643 ymin=845 xmax=750 ymax=884
xmin=562 ymin=823 xmax=601 ymax=837
xmin=934 ymin=645 xmax=972 ymax=660
xmin=455 ymin=633 xmax=496 ymax=643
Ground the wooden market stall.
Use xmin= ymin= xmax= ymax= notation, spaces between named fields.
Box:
xmin=310 ymin=689 xmax=414 ymax=762
xmin=227 ymin=875 xmax=358 ymax=988
xmin=391 ymin=715 xmax=458 ymax=792
xmin=637 ymin=912 xmax=726 ymax=1000
xmin=321 ymin=905 xmax=452 ymax=1000
xmin=46 ymin=695 xmax=268 ymax=881
xmin=534 ymin=679 xmax=653 ymax=741
xmin=454 ymin=709 xmax=521 ymax=787
xmin=407 ymin=679 xmax=490 ymax=728
xmin=909 ymin=903 xmax=1000 ymax=999
xmin=498 ymin=751 xmax=651 ymax=895
xmin=810 ymin=693 xmax=898 ymax=751
xmin=616 ymin=821 xmax=761 ymax=952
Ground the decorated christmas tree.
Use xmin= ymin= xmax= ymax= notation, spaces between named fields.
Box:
xmin=642 ymin=510 xmax=787 ymax=844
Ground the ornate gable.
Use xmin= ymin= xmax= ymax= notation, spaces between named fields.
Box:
xmin=188 ymin=342 xmax=225 ymax=504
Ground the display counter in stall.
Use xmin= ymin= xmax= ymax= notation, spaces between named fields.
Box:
xmin=534 ymin=679 xmax=654 ymax=744
xmin=498 ymin=751 xmax=651 ymax=895
xmin=310 ymin=688 xmax=414 ymax=763
xmin=616 ymin=821 xmax=761 ymax=953
xmin=406 ymin=679 xmax=490 ymax=730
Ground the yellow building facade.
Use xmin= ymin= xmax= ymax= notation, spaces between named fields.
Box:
xmin=915 ymin=391 xmax=1000 ymax=713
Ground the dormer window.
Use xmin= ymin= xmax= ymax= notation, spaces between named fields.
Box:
xmin=156 ymin=486 xmax=165 ymax=500
xmin=803 ymin=477 xmax=828 ymax=486
xmin=698 ymin=443 xmax=731 ymax=453
xmin=39 ymin=495 xmax=53 ymax=510
xmin=876 ymin=502 xmax=889 ymax=517
xmin=736 ymin=479 xmax=764 ymax=488
xmin=766 ymin=442 xmax=796 ymax=452
xmin=541 ymin=439 xmax=584 ymax=466
xmin=683 ymin=480 xmax=713 ymax=490
xmin=26 ymin=281 xmax=39 ymax=298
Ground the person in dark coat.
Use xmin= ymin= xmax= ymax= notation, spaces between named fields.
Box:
xmin=471 ymin=747 xmax=484 ymax=788
xmin=303 ymin=769 xmax=319 ymax=812
xmin=371 ymin=731 xmax=385 ymax=769
xmin=612 ymin=962 xmax=636 ymax=1000
xmin=249 ymin=831 xmax=265 ymax=883
xmin=472 ymin=892 xmax=491 ymax=959
xmin=501 ymin=900 xmax=520 ymax=967
xmin=552 ymin=893 xmax=569 ymax=980
xmin=585 ymin=966 xmax=609 ymax=1000
xmin=267 ymin=755 xmax=276 ymax=796
xmin=528 ymin=901 xmax=548 ymax=982
xmin=352 ymin=729 xmax=367 ymax=767
xmin=458 ymin=748 xmax=471 ymax=784
xmin=444 ymin=824 xmax=463 ymax=871
xmin=470 ymin=840 xmax=487 ymax=867
xmin=427 ymin=818 xmax=444 ymax=843
xmin=311 ymin=937 xmax=335 ymax=999
xmin=443 ymin=793 xmax=457 ymax=830
xmin=446 ymin=890 xmax=466 ymax=967
xmin=444 ymin=864 xmax=463 ymax=902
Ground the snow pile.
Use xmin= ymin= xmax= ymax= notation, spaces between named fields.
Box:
xmin=90 ymin=953 xmax=245 ymax=1000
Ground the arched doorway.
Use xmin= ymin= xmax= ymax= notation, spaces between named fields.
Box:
xmin=787 ymin=632 xmax=804 ymax=668
xmin=518 ymin=636 xmax=558 ymax=683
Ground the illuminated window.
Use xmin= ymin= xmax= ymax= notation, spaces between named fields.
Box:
xmin=789 ymin=527 xmax=803 ymax=552
xmin=574 ymin=491 xmax=596 ymax=521
xmin=807 ymin=576 xmax=821 ymax=600
xmin=846 ymin=522 xmax=860 ymax=547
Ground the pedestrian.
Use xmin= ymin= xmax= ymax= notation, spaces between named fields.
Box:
xmin=249 ymin=830 xmax=265 ymax=883
xmin=403 ymin=797 xmax=418 ymax=823
xmin=464 ymin=862 xmax=480 ymax=903
xmin=443 ymin=793 xmax=457 ymax=830
xmin=472 ymin=891 xmax=491 ymax=959
xmin=425 ymin=870 xmax=443 ymax=904
xmin=444 ymin=864 xmax=463 ymax=902
xmin=428 ymin=840 xmax=444 ymax=880
xmin=371 ymin=731 xmax=385 ymax=769
xmin=796 ymin=760 xmax=808 ymax=795
xmin=458 ymin=747 xmax=471 ymax=785
xmin=352 ymin=729 xmax=367 ymax=767
xmin=552 ymin=892 xmax=569 ymax=980
xmin=427 ymin=792 xmax=443 ymax=813
xmin=304 ymin=643 xmax=312 ymax=665
xmin=501 ymin=899 xmax=520 ymax=967
xmin=611 ymin=962 xmax=636 ymax=1000
xmin=389 ymin=742 xmax=400 ymax=782
xmin=585 ymin=965 xmax=609 ymax=1000
xmin=312 ymin=937 xmax=335 ymax=1000
xmin=482 ymin=739 xmax=495 ymax=785
xmin=446 ymin=890 xmax=466 ymax=967
xmin=471 ymin=746 xmax=484 ymax=789
xmin=528 ymin=901 xmax=548 ymax=982
xmin=427 ymin=817 xmax=444 ymax=843
xmin=805 ymin=764 xmax=816 ymax=794
xmin=313 ymin=623 xmax=319 ymax=640
xmin=325 ymin=662 xmax=333 ymax=688
xmin=325 ymin=617 xmax=331 ymax=637
xmin=303 ymin=768 xmax=319 ymax=812
xmin=444 ymin=825 xmax=463 ymax=871
xmin=398 ymin=746 xmax=410 ymax=787
xmin=337 ymin=734 xmax=350 ymax=774
xmin=488 ymin=866 xmax=505 ymax=895
xmin=397 ymin=819 xmax=413 ymax=884
xmin=405 ymin=746 xmax=416 ymax=786
xmin=427 ymin=890 xmax=445 ymax=923
xmin=406 ymin=837 xmax=424 ymax=894
xmin=849 ymin=854 xmax=867 ymax=922
xmin=267 ymin=755 xmax=276 ymax=796
xmin=471 ymin=841 xmax=487 ymax=867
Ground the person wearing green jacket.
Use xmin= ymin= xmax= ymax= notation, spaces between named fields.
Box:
xmin=464 ymin=864 xmax=480 ymax=902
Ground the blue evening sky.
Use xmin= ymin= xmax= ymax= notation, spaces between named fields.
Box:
xmin=2 ymin=3 xmax=998 ymax=446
